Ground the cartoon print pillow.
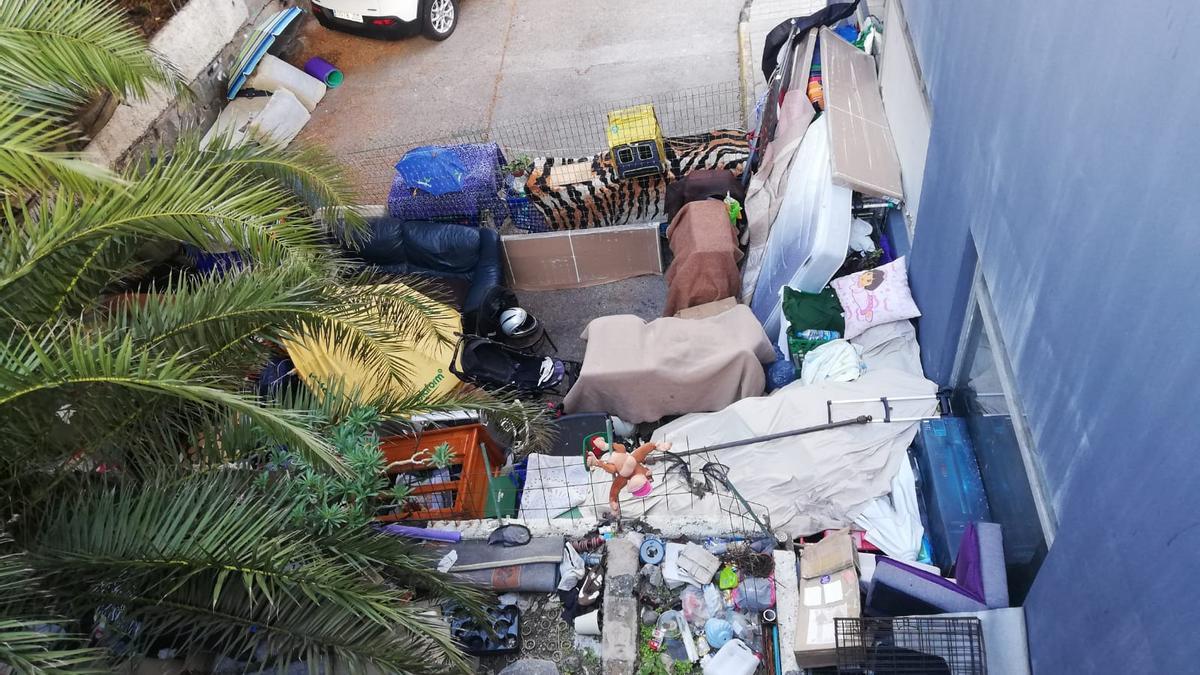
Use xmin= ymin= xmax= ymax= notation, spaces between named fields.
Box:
xmin=829 ymin=256 xmax=921 ymax=340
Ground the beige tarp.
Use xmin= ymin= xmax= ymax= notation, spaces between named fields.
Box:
xmin=563 ymin=304 xmax=775 ymax=424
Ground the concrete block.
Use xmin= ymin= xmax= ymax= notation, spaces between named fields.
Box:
xmin=602 ymin=536 xmax=640 ymax=673
xmin=84 ymin=0 xmax=249 ymax=167
xmin=773 ymin=549 xmax=802 ymax=674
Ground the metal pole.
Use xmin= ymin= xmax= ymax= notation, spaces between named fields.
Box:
xmin=644 ymin=415 xmax=872 ymax=464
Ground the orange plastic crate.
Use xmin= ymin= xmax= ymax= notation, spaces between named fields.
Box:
xmin=376 ymin=424 xmax=504 ymax=522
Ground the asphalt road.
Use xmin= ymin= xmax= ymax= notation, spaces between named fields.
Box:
xmin=293 ymin=0 xmax=744 ymax=197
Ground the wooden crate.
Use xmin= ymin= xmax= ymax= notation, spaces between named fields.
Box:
xmin=376 ymin=424 xmax=505 ymax=522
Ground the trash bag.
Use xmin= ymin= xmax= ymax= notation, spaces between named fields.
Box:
xmin=765 ymin=345 xmax=797 ymax=392
xmin=704 ymin=583 xmax=727 ymax=619
xmin=733 ymin=577 xmax=775 ymax=612
xmin=680 ymin=586 xmax=709 ymax=626
xmin=395 ymin=146 xmax=467 ymax=196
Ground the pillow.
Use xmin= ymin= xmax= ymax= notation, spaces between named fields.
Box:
xmin=829 ymin=256 xmax=920 ymax=340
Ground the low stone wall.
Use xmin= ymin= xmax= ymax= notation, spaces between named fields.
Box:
xmin=83 ymin=0 xmax=280 ymax=169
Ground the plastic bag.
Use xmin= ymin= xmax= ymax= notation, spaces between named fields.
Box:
xmin=680 ymin=586 xmax=709 ymax=626
xmin=733 ymin=577 xmax=775 ymax=612
xmin=703 ymin=583 xmax=727 ymax=619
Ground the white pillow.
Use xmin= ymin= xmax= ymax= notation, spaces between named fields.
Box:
xmin=829 ymin=256 xmax=921 ymax=340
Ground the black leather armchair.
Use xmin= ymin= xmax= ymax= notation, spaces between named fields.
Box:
xmin=347 ymin=217 xmax=504 ymax=315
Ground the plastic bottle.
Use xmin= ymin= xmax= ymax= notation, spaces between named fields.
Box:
xmin=797 ymin=329 xmax=841 ymax=341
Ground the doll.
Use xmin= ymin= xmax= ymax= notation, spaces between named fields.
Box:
xmin=586 ymin=438 xmax=671 ymax=515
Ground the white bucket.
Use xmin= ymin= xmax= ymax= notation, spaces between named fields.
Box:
xmin=246 ymin=53 xmax=326 ymax=112
xmin=574 ymin=610 xmax=601 ymax=636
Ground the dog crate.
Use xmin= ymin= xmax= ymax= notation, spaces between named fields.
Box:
xmin=835 ymin=616 xmax=987 ymax=675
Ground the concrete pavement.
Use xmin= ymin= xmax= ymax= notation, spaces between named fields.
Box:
xmin=292 ymin=0 xmax=744 ymax=199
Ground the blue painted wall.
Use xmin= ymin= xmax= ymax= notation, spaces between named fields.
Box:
xmin=901 ymin=0 xmax=1200 ymax=671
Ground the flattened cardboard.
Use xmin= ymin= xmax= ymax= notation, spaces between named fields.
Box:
xmin=795 ymin=529 xmax=861 ymax=667
xmin=501 ymin=223 xmax=662 ymax=291
xmin=800 ymin=528 xmax=858 ymax=579
xmin=821 ymin=27 xmax=904 ymax=200
xmin=674 ymin=296 xmax=737 ymax=320
xmin=795 ymin=567 xmax=861 ymax=667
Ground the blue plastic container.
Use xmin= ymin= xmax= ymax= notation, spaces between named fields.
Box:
xmin=911 ymin=417 xmax=992 ymax=572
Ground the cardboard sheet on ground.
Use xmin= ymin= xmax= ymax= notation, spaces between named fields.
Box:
xmin=284 ymin=283 xmax=460 ymax=404
xmin=501 ymin=223 xmax=662 ymax=290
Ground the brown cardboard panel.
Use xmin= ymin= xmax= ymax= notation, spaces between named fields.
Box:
xmin=674 ymin=296 xmax=737 ymax=319
xmin=821 ymin=27 xmax=905 ymax=200
xmin=794 ymin=567 xmax=862 ymax=667
xmin=800 ymin=528 xmax=858 ymax=579
xmin=501 ymin=224 xmax=662 ymax=291
xmin=546 ymin=161 xmax=597 ymax=187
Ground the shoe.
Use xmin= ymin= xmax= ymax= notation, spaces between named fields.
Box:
xmin=576 ymin=567 xmax=604 ymax=606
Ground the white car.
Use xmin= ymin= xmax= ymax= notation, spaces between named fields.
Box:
xmin=311 ymin=0 xmax=458 ymax=41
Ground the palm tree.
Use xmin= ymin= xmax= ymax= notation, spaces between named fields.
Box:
xmin=0 ymin=1 xmax=549 ymax=672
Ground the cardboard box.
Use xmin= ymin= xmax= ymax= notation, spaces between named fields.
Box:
xmin=794 ymin=529 xmax=861 ymax=668
xmin=500 ymin=223 xmax=662 ymax=291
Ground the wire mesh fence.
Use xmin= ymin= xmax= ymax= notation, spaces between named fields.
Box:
xmin=343 ymin=81 xmax=747 ymax=204
xmin=375 ymin=422 xmax=771 ymax=538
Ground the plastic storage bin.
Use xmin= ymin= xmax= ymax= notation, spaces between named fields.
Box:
xmin=911 ymin=417 xmax=992 ymax=572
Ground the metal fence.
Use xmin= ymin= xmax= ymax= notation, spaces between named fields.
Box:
xmin=343 ymin=81 xmax=747 ymax=202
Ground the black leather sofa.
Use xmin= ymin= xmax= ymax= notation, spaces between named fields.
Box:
xmin=347 ymin=217 xmax=503 ymax=315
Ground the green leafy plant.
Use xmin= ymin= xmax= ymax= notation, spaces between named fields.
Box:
xmin=429 ymin=440 xmax=457 ymax=469
xmin=502 ymin=154 xmax=533 ymax=176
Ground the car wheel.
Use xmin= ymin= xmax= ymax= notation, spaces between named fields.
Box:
xmin=422 ymin=0 xmax=458 ymax=40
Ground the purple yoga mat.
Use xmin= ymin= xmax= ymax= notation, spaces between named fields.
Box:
xmin=303 ymin=56 xmax=342 ymax=87
xmin=378 ymin=524 xmax=462 ymax=543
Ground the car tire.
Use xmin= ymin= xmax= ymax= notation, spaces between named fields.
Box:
xmin=422 ymin=0 xmax=458 ymax=40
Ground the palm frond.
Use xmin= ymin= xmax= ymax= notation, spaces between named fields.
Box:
xmin=204 ymin=137 xmax=367 ymax=238
xmin=0 ymin=147 xmax=328 ymax=312
xmin=19 ymin=473 xmax=473 ymax=674
xmin=0 ymin=326 xmax=344 ymax=473
xmin=0 ymin=0 xmax=181 ymax=116
xmin=0 ymin=99 xmax=120 ymax=196
xmin=0 ymin=539 xmax=107 ymax=674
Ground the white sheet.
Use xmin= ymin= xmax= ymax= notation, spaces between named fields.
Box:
xmin=518 ymin=453 xmax=590 ymax=521
xmin=750 ymin=117 xmax=853 ymax=339
xmin=581 ymin=368 xmax=937 ymax=536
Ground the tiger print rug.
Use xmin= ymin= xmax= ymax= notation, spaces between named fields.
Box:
xmin=522 ymin=129 xmax=748 ymax=231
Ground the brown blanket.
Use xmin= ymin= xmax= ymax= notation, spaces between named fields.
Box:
xmin=664 ymin=200 xmax=743 ymax=316
xmin=563 ymin=305 xmax=775 ymax=424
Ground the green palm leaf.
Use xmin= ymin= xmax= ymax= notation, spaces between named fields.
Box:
xmin=0 ymin=99 xmax=120 ymax=196
xmin=0 ymin=539 xmax=106 ymax=674
xmin=19 ymin=473 xmax=474 ymax=674
xmin=0 ymin=326 xmax=343 ymax=473
xmin=0 ymin=0 xmax=181 ymax=115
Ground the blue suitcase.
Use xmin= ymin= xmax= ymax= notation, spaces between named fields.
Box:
xmin=912 ymin=417 xmax=992 ymax=572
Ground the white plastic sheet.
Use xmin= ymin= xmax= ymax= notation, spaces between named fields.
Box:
xmin=854 ymin=452 xmax=924 ymax=561
xmin=750 ymin=116 xmax=852 ymax=339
